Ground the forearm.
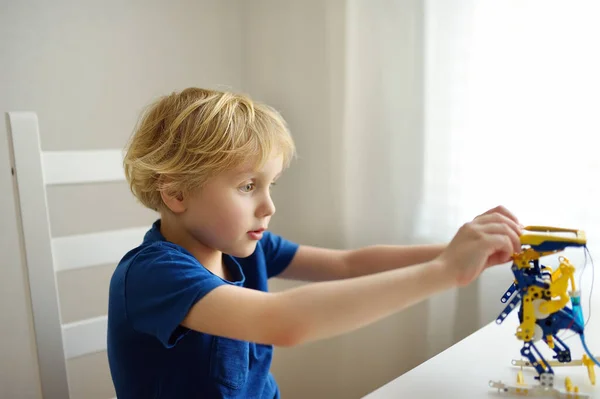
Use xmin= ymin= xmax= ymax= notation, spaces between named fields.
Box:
xmin=344 ymin=244 xmax=446 ymax=278
xmin=273 ymin=259 xmax=453 ymax=346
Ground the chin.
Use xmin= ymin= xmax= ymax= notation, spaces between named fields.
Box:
xmin=228 ymin=242 xmax=258 ymax=258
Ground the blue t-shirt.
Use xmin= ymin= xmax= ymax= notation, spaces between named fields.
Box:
xmin=107 ymin=220 xmax=299 ymax=398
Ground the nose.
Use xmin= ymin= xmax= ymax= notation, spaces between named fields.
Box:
xmin=257 ymin=192 xmax=276 ymax=218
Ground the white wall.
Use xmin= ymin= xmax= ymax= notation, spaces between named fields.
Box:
xmin=240 ymin=0 xmax=346 ymax=250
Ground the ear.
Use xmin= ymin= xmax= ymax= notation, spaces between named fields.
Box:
xmin=160 ymin=189 xmax=187 ymax=214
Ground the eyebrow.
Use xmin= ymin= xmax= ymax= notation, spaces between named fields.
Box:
xmin=235 ymin=170 xmax=283 ymax=181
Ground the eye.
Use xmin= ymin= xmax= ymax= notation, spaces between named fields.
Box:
xmin=239 ymin=183 xmax=255 ymax=193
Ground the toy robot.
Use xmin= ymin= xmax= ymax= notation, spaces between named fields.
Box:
xmin=489 ymin=226 xmax=600 ymax=398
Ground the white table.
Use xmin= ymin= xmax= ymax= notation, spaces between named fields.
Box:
xmin=364 ymin=273 xmax=600 ymax=399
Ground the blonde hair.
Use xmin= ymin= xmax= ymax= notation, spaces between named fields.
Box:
xmin=123 ymin=87 xmax=296 ymax=211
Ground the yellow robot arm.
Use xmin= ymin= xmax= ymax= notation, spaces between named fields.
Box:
xmin=539 ymin=257 xmax=577 ymax=315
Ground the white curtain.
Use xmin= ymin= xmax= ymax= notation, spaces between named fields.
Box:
xmin=413 ymin=0 xmax=600 ymax=355
xmin=417 ymin=0 xmax=600 ymax=247
xmin=343 ymin=0 xmax=425 ymax=249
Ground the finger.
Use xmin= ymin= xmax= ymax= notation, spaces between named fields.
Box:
xmin=486 ymin=250 xmax=514 ymax=268
xmin=478 ymin=222 xmax=521 ymax=254
xmin=474 ymin=213 xmax=522 ymax=238
xmin=481 ymin=205 xmax=521 ymax=227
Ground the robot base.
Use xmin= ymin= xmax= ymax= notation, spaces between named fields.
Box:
xmin=490 ymin=372 xmax=590 ymax=399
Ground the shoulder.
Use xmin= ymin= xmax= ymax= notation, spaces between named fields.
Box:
xmin=114 ymin=241 xmax=183 ymax=273
xmin=128 ymin=241 xmax=197 ymax=268
xmin=112 ymin=240 xmax=213 ymax=291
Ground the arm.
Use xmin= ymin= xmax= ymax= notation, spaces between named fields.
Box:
xmin=276 ymin=243 xmax=446 ymax=281
xmin=181 ymin=258 xmax=451 ymax=347
xmin=344 ymin=243 xmax=446 ymax=278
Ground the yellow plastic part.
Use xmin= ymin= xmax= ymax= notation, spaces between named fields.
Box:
xmin=516 ymin=287 xmax=539 ymax=341
xmin=546 ymin=335 xmax=555 ymax=349
xmin=517 ymin=370 xmax=525 ymax=385
xmin=520 ymin=226 xmax=587 ymax=247
xmin=512 ymin=248 xmax=544 ymax=269
xmin=539 ymin=258 xmax=576 ymax=315
xmin=582 ymin=355 xmax=596 ymax=385
xmin=565 ymin=376 xmax=573 ymax=392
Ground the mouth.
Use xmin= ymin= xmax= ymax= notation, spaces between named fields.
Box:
xmin=247 ymin=227 xmax=266 ymax=240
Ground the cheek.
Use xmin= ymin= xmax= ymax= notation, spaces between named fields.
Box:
xmin=206 ymin=193 xmax=250 ymax=230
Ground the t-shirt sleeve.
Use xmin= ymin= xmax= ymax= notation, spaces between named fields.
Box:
xmin=124 ymin=243 xmax=227 ymax=348
xmin=259 ymin=231 xmax=299 ymax=278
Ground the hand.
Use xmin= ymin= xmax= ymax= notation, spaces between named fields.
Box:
xmin=436 ymin=205 xmax=522 ymax=287
xmin=476 ymin=205 xmax=523 ymax=230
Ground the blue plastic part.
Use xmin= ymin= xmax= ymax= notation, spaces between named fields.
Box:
xmin=530 ymin=241 xmax=586 ymax=253
xmin=500 ymin=283 xmax=517 ymax=304
xmin=571 ymin=296 xmax=585 ymax=328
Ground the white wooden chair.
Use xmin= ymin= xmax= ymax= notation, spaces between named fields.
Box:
xmin=7 ymin=111 xmax=147 ymax=398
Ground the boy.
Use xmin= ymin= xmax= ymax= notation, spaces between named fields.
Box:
xmin=107 ymin=87 xmax=522 ymax=398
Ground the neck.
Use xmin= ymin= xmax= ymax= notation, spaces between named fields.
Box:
xmin=158 ymin=213 xmax=223 ymax=272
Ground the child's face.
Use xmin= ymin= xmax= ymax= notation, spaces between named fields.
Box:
xmin=181 ymin=153 xmax=284 ymax=258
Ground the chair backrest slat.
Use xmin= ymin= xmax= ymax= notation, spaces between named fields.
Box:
xmin=42 ymin=149 xmax=125 ymax=185
xmin=52 ymin=227 xmax=148 ymax=272
xmin=62 ymin=315 xmax=109 ymax=360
